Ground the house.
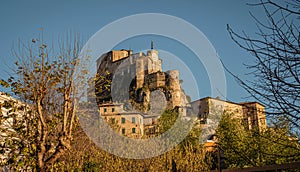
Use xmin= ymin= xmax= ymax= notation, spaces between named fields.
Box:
xmin=99 ymin=102 xmax=159 ymax=138
xmin=191 ymin=97 xmax=267 ymax=132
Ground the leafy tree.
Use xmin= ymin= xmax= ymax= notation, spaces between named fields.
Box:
xmin=217 ymin=111 xmax=300 ymax=168
xmin=0 ymin=32 xmax=85 ymax=171
xmin=158 ymin=109 xmax=179 ymax=134
xmin=227 ymin=0 xmax=300 ymax=130
xmin=54 ymin=108 xmax=211 ymax=171
xmin=217 ymin=112 xmax=259 ymax=168
xmin=226 ymin=0 xmax=300 ymax=167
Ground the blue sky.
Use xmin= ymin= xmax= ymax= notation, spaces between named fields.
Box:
xmin=0 ymin=0 xmax=266 ymax=102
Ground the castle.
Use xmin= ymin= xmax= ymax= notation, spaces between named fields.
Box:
xmin=93 ymin=44 xmax=267 ymax=138
xmin=93 ymin=45 xmax=189 ymax=138
xmin=95 ymin=45 xmax=188 ymax=112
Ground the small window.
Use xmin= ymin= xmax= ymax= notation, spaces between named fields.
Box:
xmin=122 ymin=128 xmax=125 ymax=135
xmin=104 ymin=108 xmax=107 ymax=112
xmin=132 ymin=128 xmax=136 ymax=133
xmin=111 ymin=118 xmax=115 ymax=124
xmin=260 ymin=118 xmax=265 ymax=125
xmin=121 ymin=117 xmax=125 ymax=124
xmin=112 ymin=108 xmax=115 ymax=112
xmin=132 ymin=117 xmax=135 ymax=123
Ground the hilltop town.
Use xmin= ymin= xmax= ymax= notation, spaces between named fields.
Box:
xmin=0 ymin=42 xmax=296 ymax=170
xmin=92 ymin=45 xmax=267 ymax=138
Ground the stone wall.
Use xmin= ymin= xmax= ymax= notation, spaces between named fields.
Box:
xmin=96 ymin=49 xmax=188 ymax=110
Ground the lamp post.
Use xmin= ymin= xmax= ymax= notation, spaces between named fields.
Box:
xmin=205 ymin=134 xmax=223 ymax=172
xmin=213 ymin=135 xmax=222 ymax=172
xmin=217 ymin=144 xmax=222 ymax=172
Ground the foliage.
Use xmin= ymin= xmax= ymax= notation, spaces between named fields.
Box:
xmin=49 ymin=109 xmax=211 ymax=171
xmin=158 ymin=109 xmax=179 ymax=134
xmin=226 ymin=0 xmax=300 ymax=167
xmin=0 ymin=32 xmax=85 ymax=171
xmin=217 ymin=111 xmax=300 ymax=168
xmin=217 ymin=112 xmax=256 ymax=168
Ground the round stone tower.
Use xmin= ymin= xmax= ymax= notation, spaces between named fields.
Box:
xmin=166 ymin=70 xmax=182 ymax=108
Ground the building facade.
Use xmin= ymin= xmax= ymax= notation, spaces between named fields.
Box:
xmin=191 ymin=97 xmax=267 ymax=132
xmin=0 ymin=93 xmax=29 ymax=167
xmin=99 ymin=102 xmax=158 ymax=138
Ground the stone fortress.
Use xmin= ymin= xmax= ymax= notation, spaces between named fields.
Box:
xmin=93 ymin=43 xmax=189 ymax=138
xmin=95 ymin=43 xmax=188 ymax=113
xmin=92 ymin=42 xmax=267 ymax=138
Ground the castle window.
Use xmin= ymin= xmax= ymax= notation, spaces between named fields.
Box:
xmin=111 ymin=118 xmax=115 ymax=124
xmin=121 ymin=117 xmax=125 ymax=124
xmin=112 ymin=108 xmax=115 ymax=112
xmin=104 ymin=108 xmax=107 ymax=112
xmin=122 ymin=128 xmax=125 ymax=135
xmin=260 ymin=118 xmax=265 ymax=126
xmin=132 ymin=117 xmax=136 ymax=123
xmin=132 ymin=128 xmax=136 ymax=133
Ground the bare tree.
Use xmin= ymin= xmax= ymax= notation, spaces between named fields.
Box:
xmin=227 ymin=0 xmax=300 ymax=130
xmin=0 ymin=31 xmax=83 ymax=171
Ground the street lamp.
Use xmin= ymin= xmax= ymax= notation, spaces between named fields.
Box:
xmin=205 ymin=134 xmax=224 ymax=172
